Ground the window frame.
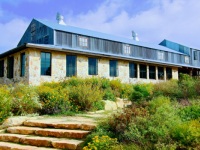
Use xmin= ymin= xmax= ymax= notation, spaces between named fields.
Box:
xmin=129 ymin=62 xmax=137 ymax=78
xmin=41 ymin=52 xmax=51 ymax=76
xmin=158 ymin=67 xmax=164 ymax=80
xmin=7 ymin=56 xmax=14 ymax=79
xmin=158 ymin=51 xmax=164 ymax=60
xmin=20 ymin=53 xmax=26 ymax=77
xmin=149 ymin=65 xmax=156 ymax=79
xmin=88 ymin=57 xmax=98 ymax=75
xmin=139 ymin=64 xmax=147 ymax=79
xmin=193 ymin=51 xmax=198 ymax=60
xmin=109 ymin=60 xmax=118 ymax=77
xmin=0 ymin=60 xmax=4 ymax=77
xmin=79 ymin=36 xmax=88 ymax=48
xmin=123 ymin=44 xmax=131 ymax=55
xmin=66 ymin=55 xmax=77 ymax=77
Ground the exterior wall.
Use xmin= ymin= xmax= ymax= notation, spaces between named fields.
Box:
xmin=0 ymin=48 xmax=180 ymax=85
xmin=0 ymin=50 xmax=29 ymax=84
xmin=172 ymin=67 xmax=179 ymax=79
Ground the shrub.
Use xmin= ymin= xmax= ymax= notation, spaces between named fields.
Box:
xmin=153 ymin=80 xmax=181 ymax=98
xmin=69 ymin=83 xmax=103 ymax=111
xmin=37 ymin=85 xmax=70 ymax=115
xmin=120 ymin=83 xmax=133 ymax=99
xmin=110 ymin=79 xmax=122 ymax=97
xmin=130 ymin=84 xmax=153 ymax=102
xmin=83 ymin=135 xmax=118 ymax=150
xmin=0 ymin=85 xmax=12 ymax=123
xmin=92 ymin=100 xmax=105 ymax=110
xmin=11 ymin=84 xmax=41 ymax=115
xmin=101 ymin=78 xmax=110 ymax=90
xmin=103 ymin=89 xmax=116 ymax=101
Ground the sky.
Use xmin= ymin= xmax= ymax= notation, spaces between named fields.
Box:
xmin=0 ymin=0 xmax=200 ymax=53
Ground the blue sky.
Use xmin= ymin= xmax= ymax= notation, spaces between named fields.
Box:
xmin=1 ymin=0 xmax=200 ymax=53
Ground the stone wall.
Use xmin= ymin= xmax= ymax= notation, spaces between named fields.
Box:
xmin=0 ymin=47 xmax=180 ymax=85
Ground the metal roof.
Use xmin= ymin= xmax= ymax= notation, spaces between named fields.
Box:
xmin=35 ymin=19 xmax=184 ymax=55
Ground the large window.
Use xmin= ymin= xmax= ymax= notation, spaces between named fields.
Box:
xmin=166 ymin=67 xmax=172 ymax=80
xmin=79 ymin=36 xmax=88 ymax=48
xmin=149 ymin=66 xmax=156 ymax=79
xmin=140 ymin=64 xmax=147 ymax=79
xmin=66 ymin=55 xmax=77 ymax=77
xmin=129 ymin=62 xmax=137 ymax=78
xmin=109 ymin=60 xmax=118 ymax=77
xmin=41 ymin=52 xmax=51 ymax=76
xmin=0 ymin=60 xmax=4 ymax=77
xmin=88 ymin=58 xmax=98 ymax=75
xmin=7 ymin=56 xmax=14 ymax=79
xmin=20 ymin=53 xmax=25 ymax=77
xmin=158 ymin=67 xmax=164 ymax=80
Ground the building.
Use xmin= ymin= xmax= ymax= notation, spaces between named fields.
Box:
xmin=0 ymin=15 xmax=200 ymax=85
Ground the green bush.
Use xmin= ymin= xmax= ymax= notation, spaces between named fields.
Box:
xmin=69 ymin=83 xmax=103 ymax=111
xmin=37 ymin=85 xmax=70 ymax=115
xmin=110 ymin=79 xmax=122 ymax=97
xmin=11 ymin=84 xmax=41 ymax=115
xmin=83 ymin=135 xmax=118 ymax=150
xmin=130 ymin=84 xmax=153 ymax=102
xmin=103 ymin=89 xmax=116 ymax=101
xmin=0 ymin=85 xmax=12 ymax=123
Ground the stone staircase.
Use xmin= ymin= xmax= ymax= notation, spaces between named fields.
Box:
xmin=0 ymin=117 xmax=97 ymax=150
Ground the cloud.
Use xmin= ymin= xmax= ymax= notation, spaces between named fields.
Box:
xmin=64 ymin=0 xmax=200 ymax=48
xmin=0 ymin=19 xmax=28 ymax=53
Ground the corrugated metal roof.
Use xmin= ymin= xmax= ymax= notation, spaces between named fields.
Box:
xmin=35 ymin=19 xmax=184 ymax=55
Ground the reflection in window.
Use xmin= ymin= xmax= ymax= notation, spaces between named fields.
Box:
xmin=41 ymin=52 xmax=51 ymax=76
xmin=158 ymin=51 xmax=164 ymax=60
xmin=110 ymin=60 xmax=118 ymax=77
xmin=0 ymin=60 xmax=4 ymax=77
xmin=149 ymin=66 xmax=156 ymax=79
xmin=166 ymin=67 xmax=172 ymax=80
xmin=129 ymin=62 xmax=137 ymax=78
xmin=66 ymin=55 xmax=77 ymax=77
xmin=140 ymin=64 xmax=147 ymax=79
xmin=21 ymin=53 xmax=25 ymax=77
xmin=7 ymin=56 xmax=14 ymax=79
xmin=88 ymin=58 xmax=98 ymax=75
xmin=185 ymin=56 xmax=189 ymax=64
xmin=123 ymin=44 xmax=131 ymax=55
xmin=158 ymin=67 xmax=164 ymax=80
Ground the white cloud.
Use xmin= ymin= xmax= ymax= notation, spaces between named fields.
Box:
xmin=64 ymin=0 xmax=200 ymax=48
xmin=0 ymin=19 xmax=28 ymax=53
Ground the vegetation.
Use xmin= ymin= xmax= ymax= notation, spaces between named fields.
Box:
xmin=0 ymin=74 xmax=199 ymax=149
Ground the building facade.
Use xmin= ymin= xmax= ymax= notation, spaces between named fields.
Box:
xmin=0 ymin=18 xmax=199 ymax=85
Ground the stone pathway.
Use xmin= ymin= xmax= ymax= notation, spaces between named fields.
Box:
xmin=0 ymin=111 xmax=111 ymax=150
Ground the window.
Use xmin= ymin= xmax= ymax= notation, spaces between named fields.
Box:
xmin=129 ymin=62 xmax=137 ymax=78
xmin=123 ymin=44 xmax=131 ymax=55
xmin=166 ymin=67 xmax=172 ymax=80
xmin=88 ymin=58 xmax=98 ymax=75
xmin=194 ymin=51 xmax=197 ymax=60
xmin=79 ymin=36 xmax=88 ymax=47
xmin=109 ymin=60 xmax=118 ymax=77
xmin=185 ymin=56 xmax=189 ymax=64
xmin=44 ymin=36 xmax=49 ymax=44
xmin=158 ymin=67 xmax=164 ymax=80
xmin=20 ymin=53 xmax=25 ymax=77
xmin=140 ymin=64 xmax=147 ymax=79
xmin=149 ymin=66 xmax=156 ymax=79
xmin=158 ymin=51 xmax=164 ymax=60
xmin=66 ymin=55 xmax=77 ymax=77
xmin=0 ymin=60 xmax=4 ymax=77
xmin=7 ymin=56 xmax=14 ymax=79
xmin=41 ymin=52 xmax=51 ymax=76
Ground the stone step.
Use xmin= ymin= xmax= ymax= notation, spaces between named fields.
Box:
xmin=23 ymin=120 xmax=96 ymax=131
xmin=7 ymin=126 xmax=90 ymax=139
xmin=0 ymin=133 xmax=83 ymax=149
xmin=0 ymin=141 xmax=59 ymax=150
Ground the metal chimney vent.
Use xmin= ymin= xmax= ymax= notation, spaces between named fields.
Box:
xmin=132 ymin=31 xmax=139 ymax=41
xmin=56 ymin=12 xmax=66 ymax=25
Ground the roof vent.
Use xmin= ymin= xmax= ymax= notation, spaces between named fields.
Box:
xmin=56 ymin=12 xmax=66 ymax=25
xmin=132 ymin=31 xmax=139 ymax=41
